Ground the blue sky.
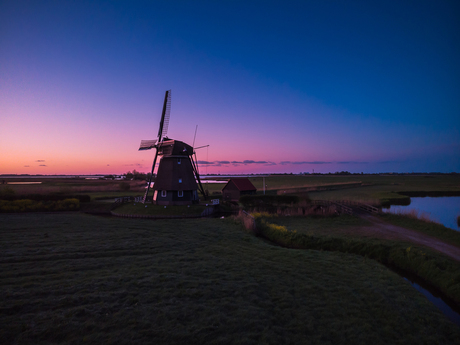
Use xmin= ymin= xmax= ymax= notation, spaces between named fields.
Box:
xmin=1 ymin=0 xmax=459 ymax=174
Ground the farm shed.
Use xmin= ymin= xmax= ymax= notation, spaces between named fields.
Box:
xmin=222 ymin=178 xmax=257 ymax=201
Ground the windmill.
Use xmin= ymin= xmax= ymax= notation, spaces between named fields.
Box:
xmin=139 ymin=90 xmax=207 ymax=205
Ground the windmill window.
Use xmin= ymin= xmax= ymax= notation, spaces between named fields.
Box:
xmin=161 ymin=190 xmax=167 ymax=197
xmin=178 ymin=191 xmax=183 ymax=197
xmin=179 ymin=178 xmax=182 ymax=183
xmin=177 ymin=158 xmax=181 ymax=164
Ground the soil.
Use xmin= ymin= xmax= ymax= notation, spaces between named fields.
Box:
xmin=351 ymin=215 xmax=460 ymax=262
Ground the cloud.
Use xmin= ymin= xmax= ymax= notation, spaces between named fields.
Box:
xmin=24 ymin=165 xmax=30 ymax=167
xmin=337 ymin=161 xmax=368 ymax=164
xmin=242 ymin=160 xmax=271 ymax=164
xmin=107 ymin=164 xmax=110 ymax=166
xmin=39 ymin=164 xmax=47 ymax=167
xmin=196 ymin=160 xmax=277 ymax=167
xmin=123 ymin=163 xmax=143 ymax=166
xmin=280 ymin=161 xmax=332 ymax=165
xmin=35 ymin=160 xmax=45 ymax=162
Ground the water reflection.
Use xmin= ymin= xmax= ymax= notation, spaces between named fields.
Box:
xmin=384 ymin=197 xmax=460 ymax=231
xmin=405 ymin=279 xmax=460 ymax=327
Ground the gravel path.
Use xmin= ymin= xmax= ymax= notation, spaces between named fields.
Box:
xmin=359 ymin=215 xmax=460 ymax=261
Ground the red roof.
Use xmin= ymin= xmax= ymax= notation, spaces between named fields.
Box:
xmin=225 ymin=178 xmax=256 ymax=191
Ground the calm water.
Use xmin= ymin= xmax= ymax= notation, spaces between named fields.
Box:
xmin=404 ymin=278 xmax=460 ymax=327
xmin=384 ymin=197 xmax=460 ymax=231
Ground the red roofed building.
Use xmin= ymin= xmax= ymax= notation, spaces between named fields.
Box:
xmin=222 ymin=178 xmax=257 ymax=201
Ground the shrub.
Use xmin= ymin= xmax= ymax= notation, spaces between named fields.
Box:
xmin=0 ymin=186 xmax=16 ymax=200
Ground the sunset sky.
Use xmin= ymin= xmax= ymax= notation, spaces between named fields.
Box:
xmin=1 ymin=1 xmax=459 ymax=175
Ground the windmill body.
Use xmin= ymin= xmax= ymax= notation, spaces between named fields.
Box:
xmin=139 ymin=90 xmax=206 ymax=205
xmin=153 ymin=139 xmax=199 ymax=205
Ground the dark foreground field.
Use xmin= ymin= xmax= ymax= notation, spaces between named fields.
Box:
xmin=1 ymin=213 xmax=459 ymax=344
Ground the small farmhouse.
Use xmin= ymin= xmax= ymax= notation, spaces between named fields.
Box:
xmin=222 ymin=178 xmax=257 ymax=201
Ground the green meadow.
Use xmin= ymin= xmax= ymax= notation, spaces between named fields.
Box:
xmin=1 ymin=213 xmax=459 ymax=344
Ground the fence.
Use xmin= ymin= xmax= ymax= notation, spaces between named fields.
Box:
xmin=239 ymin=210 xmax=256 ymax=233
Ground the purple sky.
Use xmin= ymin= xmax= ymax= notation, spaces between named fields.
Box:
xmin=1 ymin=0 xmax=459 ymax=174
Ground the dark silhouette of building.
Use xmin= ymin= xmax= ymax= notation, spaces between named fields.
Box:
xmin=222 ymin=178 xmax=257 ymax=201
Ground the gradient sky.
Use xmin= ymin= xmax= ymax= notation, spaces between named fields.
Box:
xmin=1 ymin=0 xmax=459 ymax=175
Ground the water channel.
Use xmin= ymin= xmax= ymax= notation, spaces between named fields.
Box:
xmin=382 ymin=196 xmax=460 ymax=325
xmin=384 ymin=196 xmax=460 ymax=231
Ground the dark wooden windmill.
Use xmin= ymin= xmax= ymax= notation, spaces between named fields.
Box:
xmin=139 ymin=90 xmax=206 ymax=205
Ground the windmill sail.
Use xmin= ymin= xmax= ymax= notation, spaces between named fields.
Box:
xmin=138 ymin=139 xmax=157 ymax=151
xmin=157 ymin=90 xmax=171 ymax=141
xmin=142 ymin=90 xmax=171 ymax=203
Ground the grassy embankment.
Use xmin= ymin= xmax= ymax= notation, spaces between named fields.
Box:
xmin=251 ymin=213 xmax=460 ymax=306
xmin=1 ymin=213 xmax=459 ymax=344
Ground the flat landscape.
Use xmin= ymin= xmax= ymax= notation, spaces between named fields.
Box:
xmin=1 ymin=213 xmax=460 ymax=344
xmin=1 ymin=174 xmax=460 ymax=343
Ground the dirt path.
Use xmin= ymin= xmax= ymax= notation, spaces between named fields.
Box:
xmin=357 ymin=215 xmax=460 ymax=262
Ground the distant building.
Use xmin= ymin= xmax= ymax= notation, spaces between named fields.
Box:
xmin=222 ymin=178 xmax=257 ymax=201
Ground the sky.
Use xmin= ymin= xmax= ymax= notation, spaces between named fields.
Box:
xmin=1 ymin=0 xmax=459 ymax=175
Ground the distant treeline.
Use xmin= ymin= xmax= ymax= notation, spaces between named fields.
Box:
xmin=399 ymin=191 xmax=460 ymax=197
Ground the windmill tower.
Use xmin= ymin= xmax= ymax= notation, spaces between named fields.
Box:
xmin=139 ymin=90 xmax=206 ymax=205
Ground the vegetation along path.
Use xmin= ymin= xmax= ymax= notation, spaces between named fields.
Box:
xmin=358 ymin=215 xmax=460 ymax=262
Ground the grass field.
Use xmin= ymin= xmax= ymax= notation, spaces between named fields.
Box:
xmin=1 ymin=213 xmax=459 ymax=344
xmin=191 ymin=174 xmax=460 ymax=205
xmin=2 ymin=174 xmax=459 ymax=205
xmin=113 ymin=203 xmax=210 ymax=217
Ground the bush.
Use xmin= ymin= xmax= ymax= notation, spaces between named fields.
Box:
xmin=0 ymin=186 xmax=16 ymax=200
